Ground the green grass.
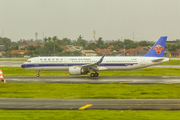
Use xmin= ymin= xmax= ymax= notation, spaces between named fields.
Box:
xmin=160 ymin=60 xmax=180 ymax=65
xmin=0 ymin=83 xmax=180 ymax=99
xmin=0 ymin=58 xmax=28 ymax=61
xmin=1 ymin=67 xmax=180 ymax=76
xmin=0 ymin=110 xmax=180 ymax=120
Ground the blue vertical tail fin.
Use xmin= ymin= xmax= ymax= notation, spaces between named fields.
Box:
xmin=144 ymin=36 xmax=167 ymax=57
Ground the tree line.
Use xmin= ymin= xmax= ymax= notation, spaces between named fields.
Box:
xmin=0 ymin=36 xmax=180 ymax=57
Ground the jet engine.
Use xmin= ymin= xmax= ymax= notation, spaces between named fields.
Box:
xmin=69 ymin=66 xmax=88 ymax=75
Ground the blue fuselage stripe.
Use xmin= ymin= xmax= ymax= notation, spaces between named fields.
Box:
xmin=21 ymin=63 xmax=138 ymax=68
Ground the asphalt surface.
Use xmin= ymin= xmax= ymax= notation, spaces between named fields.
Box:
xmin=0 ymin=98 xmax=180 ymax=110
xmin=0 ymin=61 xmax=24 ymax=67
xmin=3 ymin=76 xmax=180 ymax=84
xmin=1 ymin=61 xmax=180 ymax=84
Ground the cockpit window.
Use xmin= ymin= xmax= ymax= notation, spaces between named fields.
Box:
xmin=27 ymin=60 xmax=31 ymax=63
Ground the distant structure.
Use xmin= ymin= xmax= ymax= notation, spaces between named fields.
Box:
xmin=93 ymin=30 xmax=96 ymax=42
xmin=35 ymin=32 xmax=38 ymax=40
xmin=18 ymin=41 xmax=31 ymax=50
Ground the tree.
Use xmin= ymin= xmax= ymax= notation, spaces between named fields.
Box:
xmin=59 ymin=38 xmax=71 ymax=45
xmin=9 ymin=43 xmax=18 ymax=51
xmin=48 ymin=37 xmax=51 ymax=42
xmin=139 ymin=40 xmax=154 ymax=46
xmin=168 ymin=44 xmax=177 ymax=51
xmin=76 ymin=35 xmax=87 ymax=47
xmin=112 ymin=39 xmax=123 ymax=51
xmin=52 ymin=36 xmax=58 ymax=43
xmin=43 ymin=37 xmax=48 ymax=43
xmin=44 ymin=41 xmax=62 ymax=56
xmin=96 ymin=37 xmax=104 ymax=48
xmin=73 ymin=50 xmax=81 ymax=56
xmin=0 ymin=37 xmax=11 ymax=51
xmin=27 ymin=45 xmax=36 ymax=57
xmin=123 ymin=39 xmax=137 ymax=49
xmin=84 ymin=42 xmax=96 ymax=50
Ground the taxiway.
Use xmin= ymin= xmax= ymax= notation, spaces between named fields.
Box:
xmin=0 ymin=98 xmax=180 ymax=110
xmin=3 ymin=76 xmax=180 ymax=84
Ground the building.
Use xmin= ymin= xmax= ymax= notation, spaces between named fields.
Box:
xmin=0 ymin=50 xmax=4 ymax=57
xmin=10 ymin=50 xmax=28 ymax=57
xmin=18 ymin=41 xmax=31 ymax=50
xmin=95 ymin=45 xmax=114 ymax=56
xmin=81 ymin=50 xmax=97 ymax=56
xmin=32 ymin=43 xmax=44 ymax=48
xmin=61 ymin=45 xmax=82 ymax=52
xmin=0 ymin=45 xmax=6 ymax=51
xmin=119 ymin=46 xmax=150 ymax=56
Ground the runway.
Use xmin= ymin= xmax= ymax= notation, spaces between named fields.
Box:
xmin=1 ymin=98 xmax=180 ymax=110
xmin=0 ymin=61 xmax=24 ymax=67
xmin=3 ymin=76 xmax=180 ymax=84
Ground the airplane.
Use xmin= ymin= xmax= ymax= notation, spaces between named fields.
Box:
xmin=21 ymin=36 xmax=169 ymax=77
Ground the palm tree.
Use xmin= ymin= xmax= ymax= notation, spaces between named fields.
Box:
xmin=43 ymin=37 xmax=48 ymax=43
xmin=96 ymin=37 xmax=104 ymax=48
xmin=52 ymin=36 xmax=58 ymax=43
xmin=48 ymin=37 xmax=51 ymax=42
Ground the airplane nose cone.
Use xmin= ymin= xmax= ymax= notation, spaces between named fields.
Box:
xmin=21 ymin=63 xmax=25 ymax=68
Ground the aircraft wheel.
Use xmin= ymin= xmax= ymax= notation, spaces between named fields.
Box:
xmin=36 ymin=74 xmax=40 ymax=77
xmin=95 ymin=73 xmax=99 ymax=77
xmin=36 ymin=70 xmax=40 ymax=77
xmin=90 ymin=73 xmax=94 ymax=77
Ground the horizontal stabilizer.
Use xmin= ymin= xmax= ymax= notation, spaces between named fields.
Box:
xmin=151 ymin=58 xmax=164 ymax=62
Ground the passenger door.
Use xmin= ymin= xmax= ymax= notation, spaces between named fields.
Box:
xmin=141 ymin=58 xmax=145 ymax=65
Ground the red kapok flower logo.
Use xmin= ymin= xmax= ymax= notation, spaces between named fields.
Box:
xmin=154 ymin=45 xmax=164 ymax=54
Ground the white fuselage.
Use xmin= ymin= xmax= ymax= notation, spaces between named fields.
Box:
xmin=21 ymin=56 xmax=169 ymax=71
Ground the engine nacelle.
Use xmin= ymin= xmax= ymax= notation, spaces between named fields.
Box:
xmin=69 ymin=66 xmax=87 ymax=75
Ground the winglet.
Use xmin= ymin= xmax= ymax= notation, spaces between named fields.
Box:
xmin=99 ymin=54 xmax=105 ymax=63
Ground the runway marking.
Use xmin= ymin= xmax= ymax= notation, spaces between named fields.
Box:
xmin=79 ymin=104 xmax=93 ymax=110
xmin=119 ymin=80 xmax=136 ymax=84
xmin=165 ymin=81 xmax=180 ymax=84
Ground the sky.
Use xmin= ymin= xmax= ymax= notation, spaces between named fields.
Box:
xmin=1 ymin=0 xmax=180 ymax=41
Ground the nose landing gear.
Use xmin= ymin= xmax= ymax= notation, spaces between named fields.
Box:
xmin=36 ymin=70 xmax=40 ymax=77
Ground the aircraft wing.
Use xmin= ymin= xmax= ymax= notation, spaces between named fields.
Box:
xmin=81 ymin=54 xmax=106 ymax=71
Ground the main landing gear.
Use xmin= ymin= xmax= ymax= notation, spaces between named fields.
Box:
xmin=90 ymin=73 xmax=99 ymax=77
xmin=36 ymin=70 xmax=40 ymax=77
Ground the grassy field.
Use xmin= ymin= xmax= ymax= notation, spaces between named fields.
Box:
xmin=0 ymin=83 xmax=180 ymax=99
xmin=0 ymin=58 xmax=28 ymax=61
xmin=1 ymin=67 xmax=180 ymax=76
xmin=0 ymin=110 xmax=180 ymax=120
xmin=160 ymin=60 xmax=180 ymax=65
